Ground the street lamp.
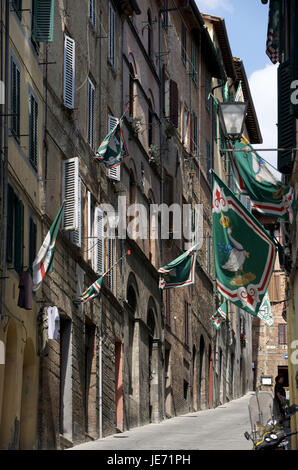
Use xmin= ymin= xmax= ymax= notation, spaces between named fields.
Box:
xmin=218 ymin=101 xmax=248 ymax=142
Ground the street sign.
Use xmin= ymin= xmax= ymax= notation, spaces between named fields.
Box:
xmin=284 ymin=354 xmax=288 ymax=359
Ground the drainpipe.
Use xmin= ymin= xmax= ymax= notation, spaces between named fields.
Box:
xmin=0 ymin=0 xmax=10 ymax=328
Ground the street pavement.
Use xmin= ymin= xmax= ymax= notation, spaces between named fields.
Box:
xmin=70 ymin=392 xmax=253 ymax=450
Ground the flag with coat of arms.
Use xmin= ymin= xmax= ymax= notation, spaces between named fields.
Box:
xmin=257 ymin=291 xmax=274 ymax=327
xmin=158 ymin=244 xmax=199 ymax=289
xmin=95 ymin=114 xmax=129 ymax=169
xmin=212 ymin=172 xmax=277 ymax=317
xmin=210 ymin=300 xmax=227 ymax=330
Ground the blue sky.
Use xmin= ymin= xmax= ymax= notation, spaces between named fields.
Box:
xmin=196 ymin=0 xmax=279 ymax=171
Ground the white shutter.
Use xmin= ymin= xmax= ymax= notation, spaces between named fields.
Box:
xmin=64 ymin=34 xmax=75 ymax=109
xmin=62 ymin=158 xmax=79 ymax=231
xmin=70 ymin=177 xmax=81 ymax=246
xmin=107 ymin=238 xmax=114 ymax=291
xmin=108 ymin=114 xmax=121 ymax=181
xmin=88 ymin=78 xmax=95 ymax=149
xmin=87 ymin=191 xmax=92 ymax=261
xmin=93 ymin=206 xmax=105 ymax=275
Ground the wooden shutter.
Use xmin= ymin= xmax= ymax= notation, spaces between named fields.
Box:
xmin=108 ymin=115 xmax=121 ymax=181
xmin=29 ymin=93 xmax=38 ymax=169
xmin=70 ymin=177 xmax=81 ymax=247
xmin=7 ymin=184 xmax=15 ymax=263
xmin=108 ymin=2 xmax=115 ymax=67
xmin=62 ymin=158 xmax=79 ymax=231
xmin=33 ymin=0 xmax=55 ymax=42
xmin=93 ymin=206 xmax=105 ymax=275
xmin=89 ymin=0 xmax=96 ymax=27
xmin=278 ymin=324 xmax=287 ymax=345
xmin=11 ymin=58 xmax=20 ymax=138
xmin=14 ymin=198 xmax=24 ymax=274
xmin=64 ymin=34 xmax=75 ymax=109
xmin=87 ymin=191 xmax=92 ymax=261
xmin=277 ymin=60 xmax=296 ymax=173
xmin=88 ymin=78 xmax=95 ymax=149
xmin=29 ymin=216 xmax=37 ymax=268
xmin=169 ymin=80 xmax=178 ymax=128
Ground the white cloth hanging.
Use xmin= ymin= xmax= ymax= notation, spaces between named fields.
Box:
xmin=47 ymin=306 xmax=60 ymax=340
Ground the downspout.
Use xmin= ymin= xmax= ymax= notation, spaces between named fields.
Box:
xmin=158 ymin=8 xmax=165 ymax=422
xmin=0 ymin=0 xmax=10 ymax=327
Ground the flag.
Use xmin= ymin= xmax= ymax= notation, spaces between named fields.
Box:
xmin=210 ymin=301 xmax=227 ymax=330
xmin=266 ymin=0 xmax=280 ymax=64
xmin=95 ymin=116 xmax=128 ymax=168
xmin=158 ymin=244 xmax=198 ymax=289
xmin=229 ymin=140 xmax=295 ymax=222
xmin=257 ymin=291 xmax=274 ymax=327
xmin=212 ymin=172 xmax=277 ymax=317
xmin=224 ymin=81 xmax=229 ymax=102
xmin=75 ymin=250 xmax=131 ymax=304
xmin=32 ymin=203 xmax=64 ymax=291
xmin=75 ymin=276 xmax=103 ymax=304
xmin=235 ymin=81 xmax=244 ymax=102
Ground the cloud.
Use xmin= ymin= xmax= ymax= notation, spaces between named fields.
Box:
xmin=248 ymin=64 xmax=280 ymax=176
xmin=195 ymin=0 xmax=234 ymax=13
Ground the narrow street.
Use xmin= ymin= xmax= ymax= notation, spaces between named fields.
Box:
xmin=71 ymin=393 xmax=253 ymax=451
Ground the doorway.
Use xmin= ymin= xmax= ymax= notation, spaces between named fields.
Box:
xmin=115 ymin=339 xmax=123 ymax=432
xmin=208 ymin=344 xmax=213 ymax=409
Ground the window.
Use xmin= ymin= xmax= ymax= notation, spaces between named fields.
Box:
xmin=12 ymin=0 xmax=22 ymax=20
xmin=206 ymin=139 xmax=211 ymax=183
xmin=108 ymin=114 xmax=121 ymax=181
xmin=206 ymin=231 xmax=211 ymax=274
xmin=108 ymin=1 xmax=115 ymax=67
xmin=93 ymin=206 xmax=105 ymax=275
xmin=206 ymin=72 xmax=211 ymax=112
xmin=32 ymin=0 xmax=55 ymax=42
xmin=87 ymin=78 xmax=95 ymax=149
xmin=64 ymin=34 xmax=75 ymax=109
xmin=148 ymin=102 xmax=153 ymax=147
xmin=169 ymin=80 xmax=179 ymax=128
xmin=166 ymin=290 xmax=171 ymax=326
xmin=183 ymin=380 xmax=189 ymax=400
xmin=183 ymin=106 xmax=188 ymax=148
xmin=70 ymin=177 xmax=82 ymax=247
xmin=29 ymin=92 xmax=38 ymax=170
xmin=7 ymin=184 xmax=24 ymax=274
xmin=184 ymin=301 xmax=189 ymax=346
xmin=191 ymin=40 xmax=198 ymax=84
xmin=192 ymin=112 xmax=198 ymax=156
xmin=29 ymin=216 xmax=37 ymax=268
xmin=278 ymin=324 xmax=287 ymax=345
xmin=162 ymin=0 xmax=168 ymax=29
xmin=11 ymin=57 xmax=20 ymax=140
xmin=62 ymin=158 xmax=79 ymax=231
xmin=129 ymin=64 xmax=135 ymax=117
xmin=147 ymin=9 xmax=153 ymax=60
xmin=89 ymin=0 xmax=96 ymax=28
xmin=107 ymin=238 xmax=114 ymax=291
xmin=181 ymin=21 xmax=186 ymax=66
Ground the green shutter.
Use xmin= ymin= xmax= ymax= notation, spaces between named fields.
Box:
xmin=33 ymin=0 xmax=55 ymax=42
xmin=11 ymin=59 xmax=20 ymax=139
xmin=29 ymin=217 xmax=37 ymax=268
xmin=7 ymin=185 xmax=15 ymax=263
xmin=29 ymin=94 xmax=38 ymax=169
xmin=277 ymin=60 xmax=296 ymax=174
xmin=14 ymin=199 xmax=24 ymax=274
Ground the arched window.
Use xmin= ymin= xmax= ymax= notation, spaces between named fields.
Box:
xmin=129 ymin=63 xmax=135 ymax=117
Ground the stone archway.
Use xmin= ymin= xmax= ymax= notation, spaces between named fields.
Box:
xmin=147 ymin=305 xmax=160 ymax=424
xmin=19 ymin=338 xmax=38 ymax=449
xmin=0 ymin=320 xmax=18 ymax=449
xmin=198 ymin=335 xmax=206 ymax=409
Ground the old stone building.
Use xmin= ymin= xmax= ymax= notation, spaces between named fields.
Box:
xmin=0 ymin=0 xmax=265 ymax=450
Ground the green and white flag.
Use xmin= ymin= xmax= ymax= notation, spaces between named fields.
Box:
xmin=212 ymin=172 xmax=277 ymax=317
xmin=257 ymin=291 xmax=274 ymax=327
xmin=32 ymin=203 xmax=65 ymax=291
xmin=266 ymin=0 xmax=280 ymax=64
xmin=158 ymin=244 xmax=199 ymax=289
xmin=210 ymin=301 xmax=227 ymax=330
xmin=229 ymin=140 xmax=295 ymax=222
xmin=95 ymin=116 xmax=129 ymax=169
xmin=76 ymin=276 xmax=103 ymax=304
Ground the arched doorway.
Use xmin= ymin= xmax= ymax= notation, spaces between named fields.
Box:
xmin=199 ymin=335 xmax=205 ymax=409
xmin=208 ymin=344 xmax=213 ymax=409
xmin=19 ymin=338 xmax=37 ymax=449
xmin=147 ymin=306 xmax=159 ymax=423
xmin=192 ymin=345 xmax=197 ymax=411
xmin=0 ymin=320 xmax=18 ymax=449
